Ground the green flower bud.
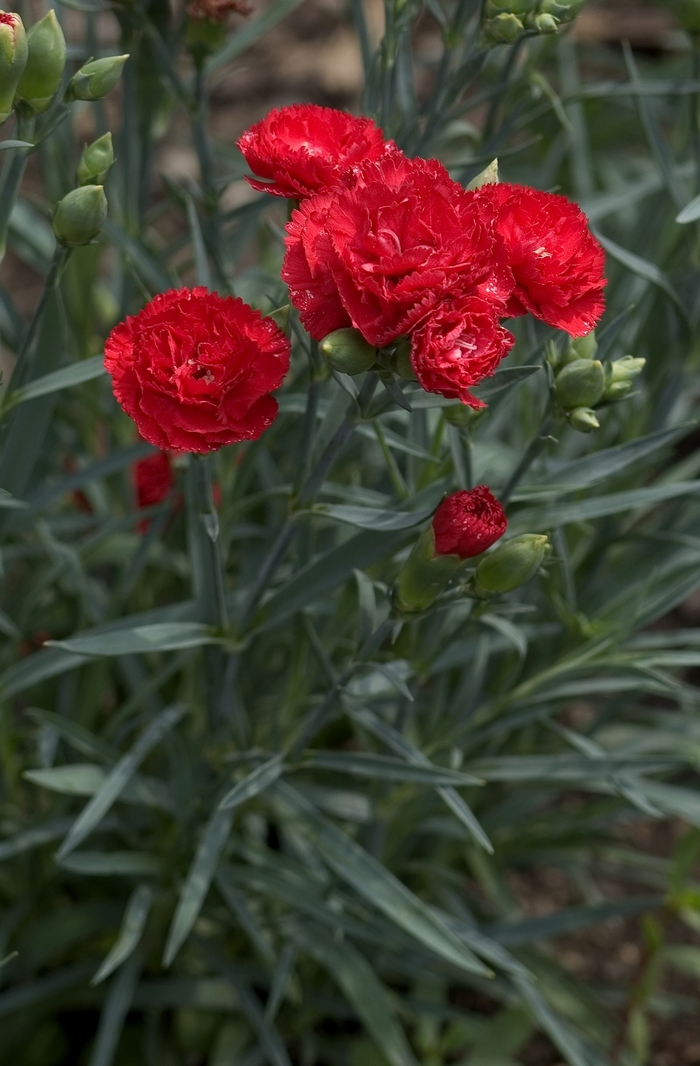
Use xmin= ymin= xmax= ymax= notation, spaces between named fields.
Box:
xmin=555 ymin=358 xmax=605 ymax=409
xmin=320 ymin=328 xmax=376 ymax=375
xmin=15 ymin=11 xmax=66 ymax=114
xmin=396 ymin=528 xmax=462 ymax=612
xmin=392 ymin=337 xmax=417 ymax=381
xmin=475 ymin=533 xmax=550 ymax=596
xmin=77 ymin=132 xmax=114 ymax=186
xmin=53 ymin=184 xmax=107 ymax=246
xmin=566 ymin=406 xmax=600 ymax=433
xmin=570 ymin=331 xmax=598 ymax=361
xmin=602 ymin=355 xmax=645 ymax=402
xmin=483 ymin=12 xmax=525 ymax=42
xmin=531 ymin=11 xmax=559 ymax=31
xmin=67 ymin=54 xmax=128 ymax=102
xmin=0 ymin=12 xmax=27 ymax=125
xmin=538 ymin=0 xmax=585 ymax=22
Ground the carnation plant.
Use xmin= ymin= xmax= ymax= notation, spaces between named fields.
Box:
xmin=1 ymin=2 xmax=700 ymax=1066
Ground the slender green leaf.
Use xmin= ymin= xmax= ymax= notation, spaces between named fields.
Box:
xmin=13 ymin=354 xmax=106 ymax=405
xmin=57 ymin=704 xmax=187 ymax=859
xmin=218 ymin=754 xmax=285 ymax=810
xmin=92 ymin=885 xmax=153 ymax=985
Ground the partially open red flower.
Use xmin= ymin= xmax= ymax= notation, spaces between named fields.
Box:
xmin=432 ymin=486 xmax=507 ymax=558
xmin=475 ymin=183 xmax=606 ymax=337
xmin=283 ymin=154 xmax=512 ymax=348
xmin=187 ymin=0 xmax=251 ymax=21
xmin=410 ymin=297 xmax=514 ymax=407
xmin=105 ymin=288 xmax=290 ymax=454
xmin=238 ymin=104 xmax=396 ymax=200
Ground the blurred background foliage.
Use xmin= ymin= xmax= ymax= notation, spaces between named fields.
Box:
xmin=3 ymin=1 xmax=700 ymax=1065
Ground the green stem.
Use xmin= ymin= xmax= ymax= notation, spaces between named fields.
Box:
xmin=238 ymin=373 xmax=378 ymax=631
xmin=186 ymin=454 xmax=228 ymax=631
xmin=499 ymin=413 xmax=555 ymax=506
xmin=0 ymin=115 xmax=34 ymax=266
xmin=692 ymin=46 xmax=700 ymax=196
xmin=6 ymin=247 xmax=71 ymax=396
xmin=191 ymin=62 xmax=227 ymax=290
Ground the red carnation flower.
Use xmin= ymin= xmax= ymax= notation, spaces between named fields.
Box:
xmin=283 ymin=154 xmax=512 ymax=348
xmin=410 ymin=297 xmax=514 ymax=407
xmin=105 ymin=288 xmax=290 ymax=454
xmin=238 ymin=104 xmax=397 ymax=200
xmin=476 ymin=183 xmax=606 ymax=337
xmin=432 ymin=486 xmax=507 ymax=559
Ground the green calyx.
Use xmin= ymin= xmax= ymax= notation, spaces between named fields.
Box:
xmin=602 ymin=356 xmax=646 ymax=402
xmin=475 ymin=533 xmax=550 ymax=596
xmin=53 ymin=184 xmax=107 ymax=246
xmin=67 ymin=54 xmax=128 ymax=102
xmin=184 ymin=17 xmax=226 ymax=60
xmin=15 ymin=11 xmax=66 ymax=114
xmin=77 ymin=132 xmax=114 ymax=186
xmin=396 ymin=528 xmax=462 ymax=612
xmin=320 ymin=328 xmax=376 ymax=376
xmin=0 ymin=11 xmax=27 ymax=125
xmin=555 ymin=358 xmax=606 ymax=410
xmin=566 ymin=406 xmax=600 ymax=433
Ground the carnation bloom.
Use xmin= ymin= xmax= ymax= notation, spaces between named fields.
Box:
xmin=283 ymin=154 xmax=512 ymax=348
xmin=186 ymin=0 xmax=251 ymax=20
xmin=105 ymin=288 xmax=290 ymax=454
xmin=410 ymin=297 xmax=514 ymax=407
xmin=432 ymin=486 xmax=507 ymax=558
xmin=475 ymin=183 xmax=606 ymax=337
xmin=238 ymin=104 xmax=396 ymax=200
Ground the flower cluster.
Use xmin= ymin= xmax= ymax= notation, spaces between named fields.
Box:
xmin=240 ymin=104 xmax=606 ymax=407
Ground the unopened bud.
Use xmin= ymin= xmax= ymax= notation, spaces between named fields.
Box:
xmin=483 ymin=12 xmax=525 ymax=42
xmin=53 ymin=185 xmax=107 ymax=246
xmin=396 ymin=528 xmax=462 ymax=612
xmin=77 ymin=132 xmax=114 ymax=186
xmin=569 ymin=331 xmax=598 ymax=362
xmin=531 ymin=11 xmax=559 ymax=31
xmin=15 ymin=11 xmax=66 ymax=114
xmin=0 ymin=12 xmax=27 ymax=125
xmin=566 ymin=406 xmax=600 ymax=433
xmin=67 ymin=54 xmax=128 ymax=102
xmin=320 ymin=328 xmax=376 ymax=375
xmin=602 ymin=355 xmax=645 ymax=401
xmin=475 ymin=533 xmax=550 ymax=596
xmin=538 ymin=0 xmax=586 ymax=22
xmin=555 ymin=358 xmax=605 ymax=409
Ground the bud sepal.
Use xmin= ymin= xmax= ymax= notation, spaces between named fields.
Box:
xmin=554 ymin=358 xmax=606 ymax=410
xmin=66 ymin=54 xmax=128 ymax=102
xmin=320 ymin=328 xmax=376 ymax=376
xmin=475 ymin=533 xmax=550 ymax=596
xmin=77 ymin=132 xmax=114 ymax=186
xmin=53 ymin=185 xmax=107 ymax=246
xmin=0 ymin=12 xmax=27 ymax=125
xmin=15 ymin=10 xmax=66 ymax=114
xmin=395 ymin=528 xmax=462 ymax=613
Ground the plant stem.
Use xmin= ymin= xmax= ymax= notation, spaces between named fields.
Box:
xmin=6 ymin=247 xmax=71 ymax=395
xmin=0 ymin=115 xmax=34 ymax=267
xmin=186 ymin=454 xmax=228 ymax=631
xmin=692 ymin=45 xmax=700 ymax=196
xmin=191 ymin=62 xmax=228 ymax=290
xmin=238 ymin=373 xmax=378 ymax=630
xmin=499 ymin=413 xmax=555 ymax=506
